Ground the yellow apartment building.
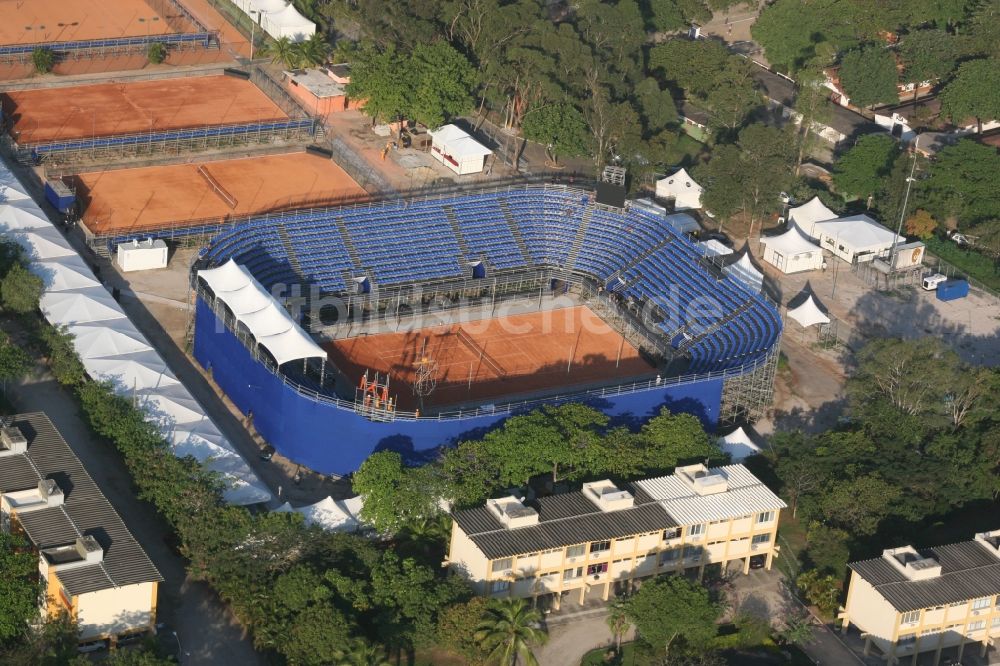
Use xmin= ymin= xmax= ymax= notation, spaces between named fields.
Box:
xmin=0 ymin=413 xmax=162 ymax=647
xmin=446 ymin=463 xmax=786 ymax=608
xmin=841 ymin=531 xmax=1000 ymax=665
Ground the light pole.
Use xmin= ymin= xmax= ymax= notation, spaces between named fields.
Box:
xmin=889 ymin=134 xmax=921 ymax=271
xmin=249 ymin=10 xmax=260 ymax=60
xmin=171 ymin=631 xmax=189 ymax=663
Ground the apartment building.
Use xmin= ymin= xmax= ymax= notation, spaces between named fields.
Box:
xmin=446 ymin=464 xmax=786 ymax=608
xmin=840 ymin=531 xmax=1000 ymax=665
xmin=0 ymin=413 xmax=162 ymax=646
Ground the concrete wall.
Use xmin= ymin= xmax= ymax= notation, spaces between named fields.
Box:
xmin=75 ymin=582 xmax=156 ymax=641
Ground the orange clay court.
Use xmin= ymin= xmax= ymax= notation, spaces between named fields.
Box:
xmin=0 ymin=0 xmax=188 ymax=46
xmin=74 ymin=152 xmax=367 ymax=234
xmin=2 ymin=75 xmax=285 ymax=144
xmin=325 ymin=306 xmax=656 ymax=410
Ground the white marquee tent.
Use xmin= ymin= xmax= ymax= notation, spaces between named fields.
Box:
xmin=429 ymin=124 xmax=493 ymax=175
xmin=261 ymin=3 xmax=316 ymax=41
xmin=655 ymin=168 xmax=703 ymax=211
xmin=67 ymin=321 xmax=153 ymax=359
xmin=812 ymin=214 xmax=902 ymax=264
xmin=787 ymin=294 xmax=830 ymax=328
xmin=274 ymin=495 xmax=365 ymax=532
xmin=724 ymin=251 xmax=765 ymax=292
xmin=718 ymin=427 xmax=761 ymax=461
xmin=788 ymin=196 xmax=836 ymax=238
xmin=198 ymin=260 xmax=326 ymax=367
xmin=760 ymin=226 xmax=823 ymax=274
xmin=1 ymin=162 xmax=270 ymax=505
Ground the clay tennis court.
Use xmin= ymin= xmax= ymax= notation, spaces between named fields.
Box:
xmin=2 ymin=75 xmax=286 ymax=144
xmin=325 ymin=306 xmax=656 ymax=410
xmin=74 ymin=152 xmax=367 ymax=234
xmin=0 ymin=0 xmax=187 ymax=46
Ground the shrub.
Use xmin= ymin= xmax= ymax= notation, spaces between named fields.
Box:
xmin=147 ymin=42 xmax=168 ymax=64
xmin=31 ymin=48 xmax=55 ymax=74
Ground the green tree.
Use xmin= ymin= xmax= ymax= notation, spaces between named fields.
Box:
xmin=704 ymin=59 xmax=760 ymax=133
xmin=0 ymin=532 xmax=40 ymax=644
xmin=31 ymin=48 xmax=55 ymax=74
xmin=332 ymin=638 xmax=391 ymax=666
xmin=939 ymin=58 xmax=1000 ymax=134
xmin=820 ymin=475 xmax=901 ymax=535
xmin=838 ymin=46 xmax=899 ymax=109
xmin=296 ymin=33 xmax=330 ymax=67
xmin=409 ymin=41 xmax=477 ymax=127
xmin=39 ymin=325 xmax=86 ymax=386
xmin=346 ymin=44 xmax=409 ymax=124
xmin=776 ymin=614 xmax=814 ymax=646
xmin=918 ymin=139 xmax=1000 ymax=228
xmin=352 ymin=451 xmax=442 ymax=534
xmin=0 ymin=336 xmax=30 ymax=390
xmin=796 ymin=570 xmax=841 ymax=618
xmin=792 ymin=69 xmax=833 ymax=176
xmin=898 ymin=30 xmax=959 ymax=105
xmin=263 ymin=36 xmax=302 ymax=69
xmin=637 ymin=408 xmax=721 ymax=472
xmin=475 ymin=598 xmax=548 ymax=666
xmin=752 ymin=0 xmax=862 ymax=73
xmin=735 ymin=123 xmax=795 ymax=235
xmin=436 ymin=596 xmax=492 ymax=665
xmin=633 ymin=77 xmax=678 ymax=133
xmin=904 ymin=209 xmax=938 ymax=239
xmin=1 ymin=263 xmax=43 ymax=314
xmin=832 ymin=134 xmax=897 ymax=201
xmin=606 ymin=599 xmax=631 ymax=653
xmin=0 ymin=613 xmax=78 ymax=666
xmin=146 ymin=42 xmax=168 ymax=65
xmin=623 ymin=575 xmax=720 ymax=657
xmin=521 ymin=103 xmax=590 ymax=165
xmin=804 ymin=523 xmax=850 ymax=576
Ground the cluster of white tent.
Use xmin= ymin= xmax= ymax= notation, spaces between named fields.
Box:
xmin=717 ymin=427 xmax=761 ymax=462
xmin=0 ymin=166 xmax=270 ymax=506
xmin=198 ymin=260 xmax=325 ymax=367
xmin=762 ymin=196 xmax=905 ymax=274
xmin=274 ymin=495 xmax=365 ymax=532
xmin=231 ymin=0 xmax=316 ymax=42
xmin=655 ymin=168 xmax=704 ymax=212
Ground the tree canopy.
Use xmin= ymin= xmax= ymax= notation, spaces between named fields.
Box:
xmin=916 ymin=139 xmax=1000 ymax=229
xmin=623 ymin=575 xmax=721 ymax=657
xmin=832 ymin=134 xmax=898 ymax=200
xmin=938 ymin=58 xmax=1000 ymax=133
xmin=838 ymin=46 xmax=899 ymax=109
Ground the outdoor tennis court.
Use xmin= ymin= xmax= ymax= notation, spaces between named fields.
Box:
xmin=75 ymin=151 xmax=367 ymax=234
xmin=325 ymin=306 xmax=655 ymax=410
xmin=0 ymin=0 xmax=187 ymax=45
xmin=2 ymin=75 xmax=286 ymax=144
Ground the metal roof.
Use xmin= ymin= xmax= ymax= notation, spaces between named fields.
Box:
xmin=849 ymin=541 xmax=1000 ymax=612
xmin=634 ymin=465 xmax=787 ymax=525
xmin=454 ymin=493 xmax=677 ymax=560
xmin=0 ymin=413 xmax=162 ymax=597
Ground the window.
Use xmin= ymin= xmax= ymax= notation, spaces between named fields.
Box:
xmin=992 ymin=616 xmax=1000 ymax=627
xmin=756 ymin=511 xmax=775 ymax=524
xmin=949 ymin=601 xmax=965 ymax=608
xmin=563 ymin=567 xmax=583 ymax=581
xmin=751 ymin=534 xmax=771 ymax=546
xmin=901 ymin=610 xmax=920 ymax=625
xmin=491 ymin=558 xmax=513 ymax=573
xmin=662 ymin=528 xmax=680 ymax=540
xmin=968 ymin=621 xmax=986 ymax=632
xmin=491 ymin=580 xmax=509 ymax=593
xmin=897 ymin=633 xmax=915 ymax=646
xmin=590 ymin=541 xmax=611 ymax=554
xmin=587 ymin=563 xmax=609 ymax=576
xmin=687 ymin=524 xmax=705 ymax=539
xmin=660 ymin=549 xmax=680 ymax=565
xmin=566 ymin=544 xmax=586 ymax=559
xmin=683 ymin=545 xmax=703 ymax=561
xmin=972 ymin=597 xmax=990 ymax=610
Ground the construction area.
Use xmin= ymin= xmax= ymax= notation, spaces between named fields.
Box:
xmin=73 ymin=151 xmax=367 ymax=236
xmin=324 ymin=305 xmax=656 ymax=411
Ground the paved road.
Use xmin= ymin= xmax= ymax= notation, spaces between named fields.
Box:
xmin=536 ymin=606 xmax=635 ymax=666
xmin=10 ymin=368 xmax=264 ymax=666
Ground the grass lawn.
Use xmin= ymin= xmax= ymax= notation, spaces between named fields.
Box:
xmin=666 ymin=132 xmax=711 ymax=167
xmin=925 ymin=236 xmax=1000 ymax=293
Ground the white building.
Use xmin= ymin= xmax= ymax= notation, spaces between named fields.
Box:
xmin=655 ymin=168 xmax=703 ymax=211
xmin=429 ymin=125 xmax=493 ymax=175
xmin=812 ymin=214 xmax=903 ymax=264
xmin=760 ymin=226 xmax=824 ymax=274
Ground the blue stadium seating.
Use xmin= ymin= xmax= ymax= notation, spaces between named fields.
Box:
xmin=200 ymin=186 xmax=782 ymax=373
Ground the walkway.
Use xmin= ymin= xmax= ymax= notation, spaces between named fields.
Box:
xmin=536 ymin=605 xmax=635 ymax=666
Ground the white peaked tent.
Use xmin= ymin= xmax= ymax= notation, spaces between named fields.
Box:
xmin=68 ymin=321 xmax=153 ymax=359
xmin=724 ymin=252 xmax=764 ymax=292
xmin=760 ymin=226 xmax=823 ymax=274
xmin=170 ymin=426 xmax=272 ymax=505
xmin=787 ymin=295 xmax=830 ymax=328
xmin=40 ymin=287 xmax=127 ymax=326
xmin=0 ymin=200 xmax=50 ymax=230
xmin=788 ymin=196 xmax=836 ymax=238
xmin=260 ymin=3 xmax=316 ymax=41
xmin=718 ymin=427 xmax=761 ymax=461
xmin=84 ymin=350 xmax=181 ymax=391
xmin=13 ymin=226 xmax=76 ymax=260
xmin=136 ymin=384 xmax=209 ymax=428
xmin=199 ymin=261 xmax=325 ymax=366
xmin=655 ymin=168 xmax=703 ymax=211
xmin=32 ymin=256 xmax=101 ymax=292
xmin=274 ymin=496 xmax=364 ymax=532
xmin=0 ymin=170 xmax=31 ymax=202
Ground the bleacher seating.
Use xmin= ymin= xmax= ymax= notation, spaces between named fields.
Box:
xmin=201 ymin=186 xmax=781 ymax=373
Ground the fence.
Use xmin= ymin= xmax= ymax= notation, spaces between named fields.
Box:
xmin=0 ymin=32 xmax=217 ymax=62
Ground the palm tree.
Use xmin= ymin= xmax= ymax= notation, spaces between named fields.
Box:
xmin=606 ymin=599 xmax=631 ymax=653
xmin=475 ymin=598 xmax=548 ymax=666
xmin=262 ymin=36 xmax=300 ymax=69
xmin=297 ymin=32 xmax=330 ymax=67
xmin=333 ymin=638 xmax=391 ymax=666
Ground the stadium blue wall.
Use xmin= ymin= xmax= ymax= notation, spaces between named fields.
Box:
xmin=193 ymin=298 xmax=724 ymax=475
